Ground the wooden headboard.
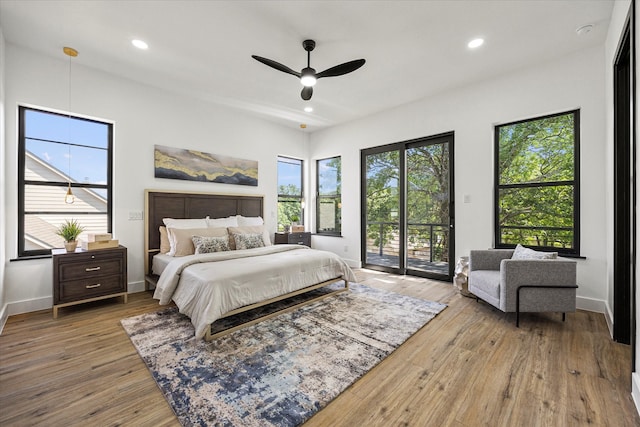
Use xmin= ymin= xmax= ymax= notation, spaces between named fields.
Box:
xmin=144 ymin=189 xmax=264 ymax=278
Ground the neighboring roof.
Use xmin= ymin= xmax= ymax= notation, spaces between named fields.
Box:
xmin=24 ymin=151 xmax=108 ymax=249
xmin=24 ymin=215 xmax=60 ymax=250
xmin=26 ymin=151 xmax=107 ymax=205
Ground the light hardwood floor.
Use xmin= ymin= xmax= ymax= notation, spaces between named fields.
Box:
xmin=1 ymin=269 xmax=638 ymax=426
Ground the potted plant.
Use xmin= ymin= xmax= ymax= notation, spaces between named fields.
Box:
xmin=56 ymin=219 xmax=85 ymax=252
xmin=290 ymin=215 xmax=299 ymax=226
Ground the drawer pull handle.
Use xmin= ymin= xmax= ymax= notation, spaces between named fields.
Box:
xmin=85 ymin=284 xmax=101 ymax=289
xmin=297 ymin=241 xmax=304 ymax=244
xmin=85 ymin=266 xmax=101 ymax=272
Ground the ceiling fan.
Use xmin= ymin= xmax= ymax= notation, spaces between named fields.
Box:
xmin=252 ymin=39 xmax=365 ymax=101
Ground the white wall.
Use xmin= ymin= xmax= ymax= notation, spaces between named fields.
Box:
xmin=309 ymin=45 xmax=608 ymax=311
xmin=0 ymin=26 xmax=7 ymax=330
xmin=3 ymin=43 xmax=308 ymax=315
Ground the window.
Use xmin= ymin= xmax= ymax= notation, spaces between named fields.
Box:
xmin=316 ymin=156 xmax=342 ymax=235
xmin=277 ymin=156 xmax=303 ymax=231
xmin=18 ymin=106 xmax=113 ymax=257
xmin=494 ymin=110 xmax=579 ymax=254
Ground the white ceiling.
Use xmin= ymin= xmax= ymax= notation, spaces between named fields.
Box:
xmin=0 ymin=0 xmax=614 ymax=132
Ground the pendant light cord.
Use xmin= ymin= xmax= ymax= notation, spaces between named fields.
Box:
xmin=63 ymin=47 xmax=78 ymax=204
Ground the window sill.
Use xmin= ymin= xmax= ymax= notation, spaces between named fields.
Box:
xmin=558 ymin=253 xmax=587 ymax=260
xmin=10 ymin=254 xmax=53 ymax=262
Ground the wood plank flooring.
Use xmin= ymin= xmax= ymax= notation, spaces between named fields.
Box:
xmin=1 ymin=269 xmax=638 ymax=426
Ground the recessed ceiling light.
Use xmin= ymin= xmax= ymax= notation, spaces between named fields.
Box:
xmin=304 ymin=106 xmax=313 ymax=113
xmin=468 ymin=38 xmax=484 ymax=49
xmin=131 ymin=39 xmax=149 ymax=50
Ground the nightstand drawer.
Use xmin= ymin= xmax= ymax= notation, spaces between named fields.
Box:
xmin=290 ymin=237 xmax=309 ymax=245
xmin=58 ymin=274 xmax=124 ymax=302
xmin=274 ymin=232 xmax=311 ymax=247
xmin=59 ymin=258 xmax=123 ymax=281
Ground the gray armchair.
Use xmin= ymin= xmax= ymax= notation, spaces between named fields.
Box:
xmin=468 ymin=249 xmax=577 ymax=326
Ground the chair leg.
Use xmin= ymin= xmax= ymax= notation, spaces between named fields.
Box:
xmin=562 ymin=312 xmax=566 ymax=322
xmin=516 ymin=310 xmax=520 ymax=328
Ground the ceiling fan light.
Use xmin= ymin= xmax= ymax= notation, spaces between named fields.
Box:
xmin=300 ymin=67 xmax=316 ymax=87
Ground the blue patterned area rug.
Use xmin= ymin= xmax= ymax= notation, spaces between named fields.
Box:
xmin=121 ymin=283 xmax=446 ymax=427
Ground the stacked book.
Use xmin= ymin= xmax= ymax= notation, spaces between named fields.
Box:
xmin=81 ymin=233 xmax=119 ymax=251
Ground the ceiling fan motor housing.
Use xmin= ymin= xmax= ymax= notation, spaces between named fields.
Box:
xmin=303 ymin=39 xmax=316 ymax=52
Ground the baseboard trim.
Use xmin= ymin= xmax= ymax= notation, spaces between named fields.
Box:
xmin=632 ymin=372 xmax=640 ymax=418
xmin=5 ymin=281 xmax=148 ymax=318
xmin=344 ymin=258 xmax=361 ymax=269
xmin=1 ymin=281 xmax=610 ymax=318
xmin=0 ymin=303 xmax=8 ymax=335
xmin=604 ymin=300 xmax=614 ymax=338
xmin=7 ymin=296 xmax=52 ymax=317
xmin=576 ymin=295 xmax=606 ymax=313
xmin=127 ymin=280 xmax=146 ymax=294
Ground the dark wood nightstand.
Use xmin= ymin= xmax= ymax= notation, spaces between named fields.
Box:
xmin=52 ymin=245 xmax=128 ymax=318
xmin=274 ymin=232 xmax=311 ymax=247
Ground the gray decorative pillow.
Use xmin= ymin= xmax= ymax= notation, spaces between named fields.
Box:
xmin=233 ymin=233 xmax=265 ymax=250
xmin=512 ymin=244 xmax=557 ymax=260
xmin=192 ymin=235 xmax=230 ymax=254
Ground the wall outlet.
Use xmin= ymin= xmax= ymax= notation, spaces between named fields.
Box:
xmin=128 ymin=211 xmax=144 ymax=221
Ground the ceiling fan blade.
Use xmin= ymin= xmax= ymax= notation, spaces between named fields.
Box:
xmin=251 ymin=55 xmax=301 ymax=78
xmin=316 ymin=59 xmax=366 ymax=79
xmin=301 ymin=86 xmax=313 ymax=101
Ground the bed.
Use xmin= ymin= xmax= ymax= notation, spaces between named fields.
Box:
xmin=144 ymin=190 xmax=355 ymax=340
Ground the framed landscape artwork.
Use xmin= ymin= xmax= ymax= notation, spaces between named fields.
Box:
xmin=154 ymin=145 xmax=258 ymax=186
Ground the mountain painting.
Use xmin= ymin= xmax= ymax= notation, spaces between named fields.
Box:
xmin=154 ymin=145 xmax=258 ymax=186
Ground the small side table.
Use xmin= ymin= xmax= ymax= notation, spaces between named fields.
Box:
xmin=274 ymin=232 xmax=311 ymax=247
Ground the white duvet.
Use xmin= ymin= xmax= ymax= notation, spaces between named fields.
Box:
xmin=153 ymin=244 xmax=356 ymax=339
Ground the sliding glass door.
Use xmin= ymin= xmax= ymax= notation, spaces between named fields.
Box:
xmin=362 ymin=133 xmax=454 ymax=280
xmin=363 ymin=149 xmax=402 ymax=271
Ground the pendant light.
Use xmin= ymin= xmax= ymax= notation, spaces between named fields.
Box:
xmin=63 ymin=46 xmax=77 ymax=204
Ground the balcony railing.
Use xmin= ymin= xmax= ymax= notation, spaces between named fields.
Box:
xmin=366 ymin=221 xmax=449 ymax=263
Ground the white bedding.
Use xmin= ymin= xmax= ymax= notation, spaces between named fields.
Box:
xmin=152 ymin=253 xmax=174 ymax=276
xmin=153 ymin=244 xmax=356 ymax=339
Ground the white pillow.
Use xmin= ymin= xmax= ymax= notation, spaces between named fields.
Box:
xmin=236 ymin=215 xmax=264 ymax=226
xmin=163 ymin=218 xmax=209 ymax=255
xmin=511 ymin=244 xmax=557 ymax=260
xmin=209 ymin=216 xmax=239 ymax=228
xmin=163 ymin=217 xmax=208 ymax=229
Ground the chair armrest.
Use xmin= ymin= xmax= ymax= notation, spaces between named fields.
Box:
xmin=469 ymin=249 xmax=514 ymax=271
xmin=501 ymin=259 xmax=577 ymax=310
